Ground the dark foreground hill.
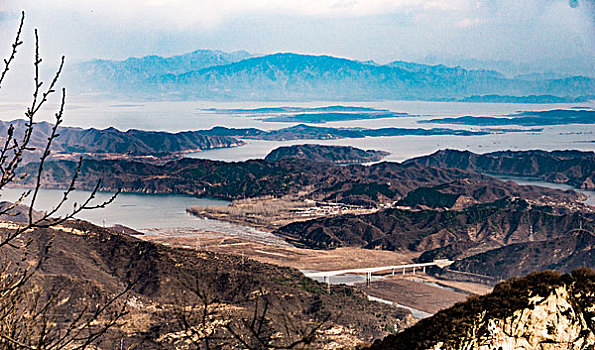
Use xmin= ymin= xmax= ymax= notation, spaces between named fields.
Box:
xmin=1 ymin=218 xmax=413 ymax=348
xmin=265 ymin=144 xmax=389 ymax=164
xmin=404 ymin=149 xmax=595 ymax=190
xmin=444 ymin=230 xmax=595 ymax=280
xmin=368 ymin=269 xmax=595 ymax=350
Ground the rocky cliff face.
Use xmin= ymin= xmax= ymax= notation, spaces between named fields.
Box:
xmin=428 ymin=286 xmax=594 ymax=350
xmin=369 ymin=269 xmax=595 ymax=350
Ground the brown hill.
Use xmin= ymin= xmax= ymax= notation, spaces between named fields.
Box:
xmin=1 ymin=218 xmax=413 ymax=348
xmin=278 ymin=198 xmax=594 ymax=254
xmin=17 ymin=158 xmax=583 ymax=208
xmin=0 ymin=119 xmax=243 ymax=162
xmin=404 ymin=149 xmax=595 ymax=190
xmin=278 ymin=197 xmax=595 ymax=284
xmin=396 ymin=178 xmax=586 ymax=211
xmin=265 ymin=144 xmax=389 ymax=164
xmin=442 ymin=230 xmax=595 ymax=280
xmin=17 ymin=158 xmax=475 ymax=204
xmin=0 ymin=200 xmax=44 ymax=223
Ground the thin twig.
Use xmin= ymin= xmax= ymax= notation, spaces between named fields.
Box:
xmin=0 ymin=11 xmax=24 ymax=90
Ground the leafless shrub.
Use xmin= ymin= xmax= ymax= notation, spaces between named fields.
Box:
xmin=162 ymin=274 xmax=332 ymax=350
xmin=0 ymin=12 xmax=127 ymax=349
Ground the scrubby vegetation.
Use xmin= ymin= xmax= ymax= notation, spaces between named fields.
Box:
xmin=368 ymin=268 xmax=595 ymax=349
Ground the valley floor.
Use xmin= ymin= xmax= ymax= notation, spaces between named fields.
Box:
xmin=141 ymin=228 xmax=417 ymax=270
xmin=140 ymin=228 xmax=493 ymax=317
xmin=361 ymin=275 xmax=492 ymax=314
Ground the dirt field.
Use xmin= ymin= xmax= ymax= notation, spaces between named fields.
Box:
xmin=141 ymin=229 xmax=418 ymax=270
xmin=140 ymin=227 xmax=492 ymax=317
xmin=361 ymin=275 xmax=492 ymax=314
xmin=187 ymin=193 xmax=378 ymax=231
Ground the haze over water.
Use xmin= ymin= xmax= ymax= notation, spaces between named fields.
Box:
xmin=0 ymin=99 xmax=593 ymax=163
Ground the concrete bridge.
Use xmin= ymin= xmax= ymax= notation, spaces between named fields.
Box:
xmin=303 ymin=259 xmax=454 ymax=292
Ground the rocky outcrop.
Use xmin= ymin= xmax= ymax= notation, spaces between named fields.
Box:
xmin=449 ymin=286 xmax=594 ymax=350
xmin=369 ymin=269 xmax=595 ymax=350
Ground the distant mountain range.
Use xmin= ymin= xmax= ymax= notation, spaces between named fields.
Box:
xmin=66 ymin=50 xmax=595 ymax=101
xmin=70 ymin=49 xmax=251 ymax=93
xmin=421 ymin=56 xmax=595 ymax=78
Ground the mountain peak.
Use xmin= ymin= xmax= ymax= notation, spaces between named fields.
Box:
xmin=69 ymin=50 xmax=594 ymax=101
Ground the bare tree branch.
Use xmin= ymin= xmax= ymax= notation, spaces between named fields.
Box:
xmin=0 ymin=12 xmax=127 ymax=350
xmin=0 ymin=11 xmax=24 ymax=90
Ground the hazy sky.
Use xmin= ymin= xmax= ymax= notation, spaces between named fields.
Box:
xmin=0 ymin=0 xmax=594 ymax=66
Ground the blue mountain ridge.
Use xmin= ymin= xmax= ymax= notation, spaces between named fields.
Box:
xmin=67 ymin=50 xmax=595 ymax=101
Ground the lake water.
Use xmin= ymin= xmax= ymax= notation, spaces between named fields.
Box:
xmin=0 ymin=99 xmax=593 ymax=231
xmin=0 ymin=99 xmax=593 ymax=163
xmin=0 ymin=187 xmax=254 ymax=233
xmin=0 ymin=187 xmax=290 ymax=243
xmin=494 ymin=175 xmax=595 ymax=206
xmin=3 ymin=99 xmax=590 ymax=131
